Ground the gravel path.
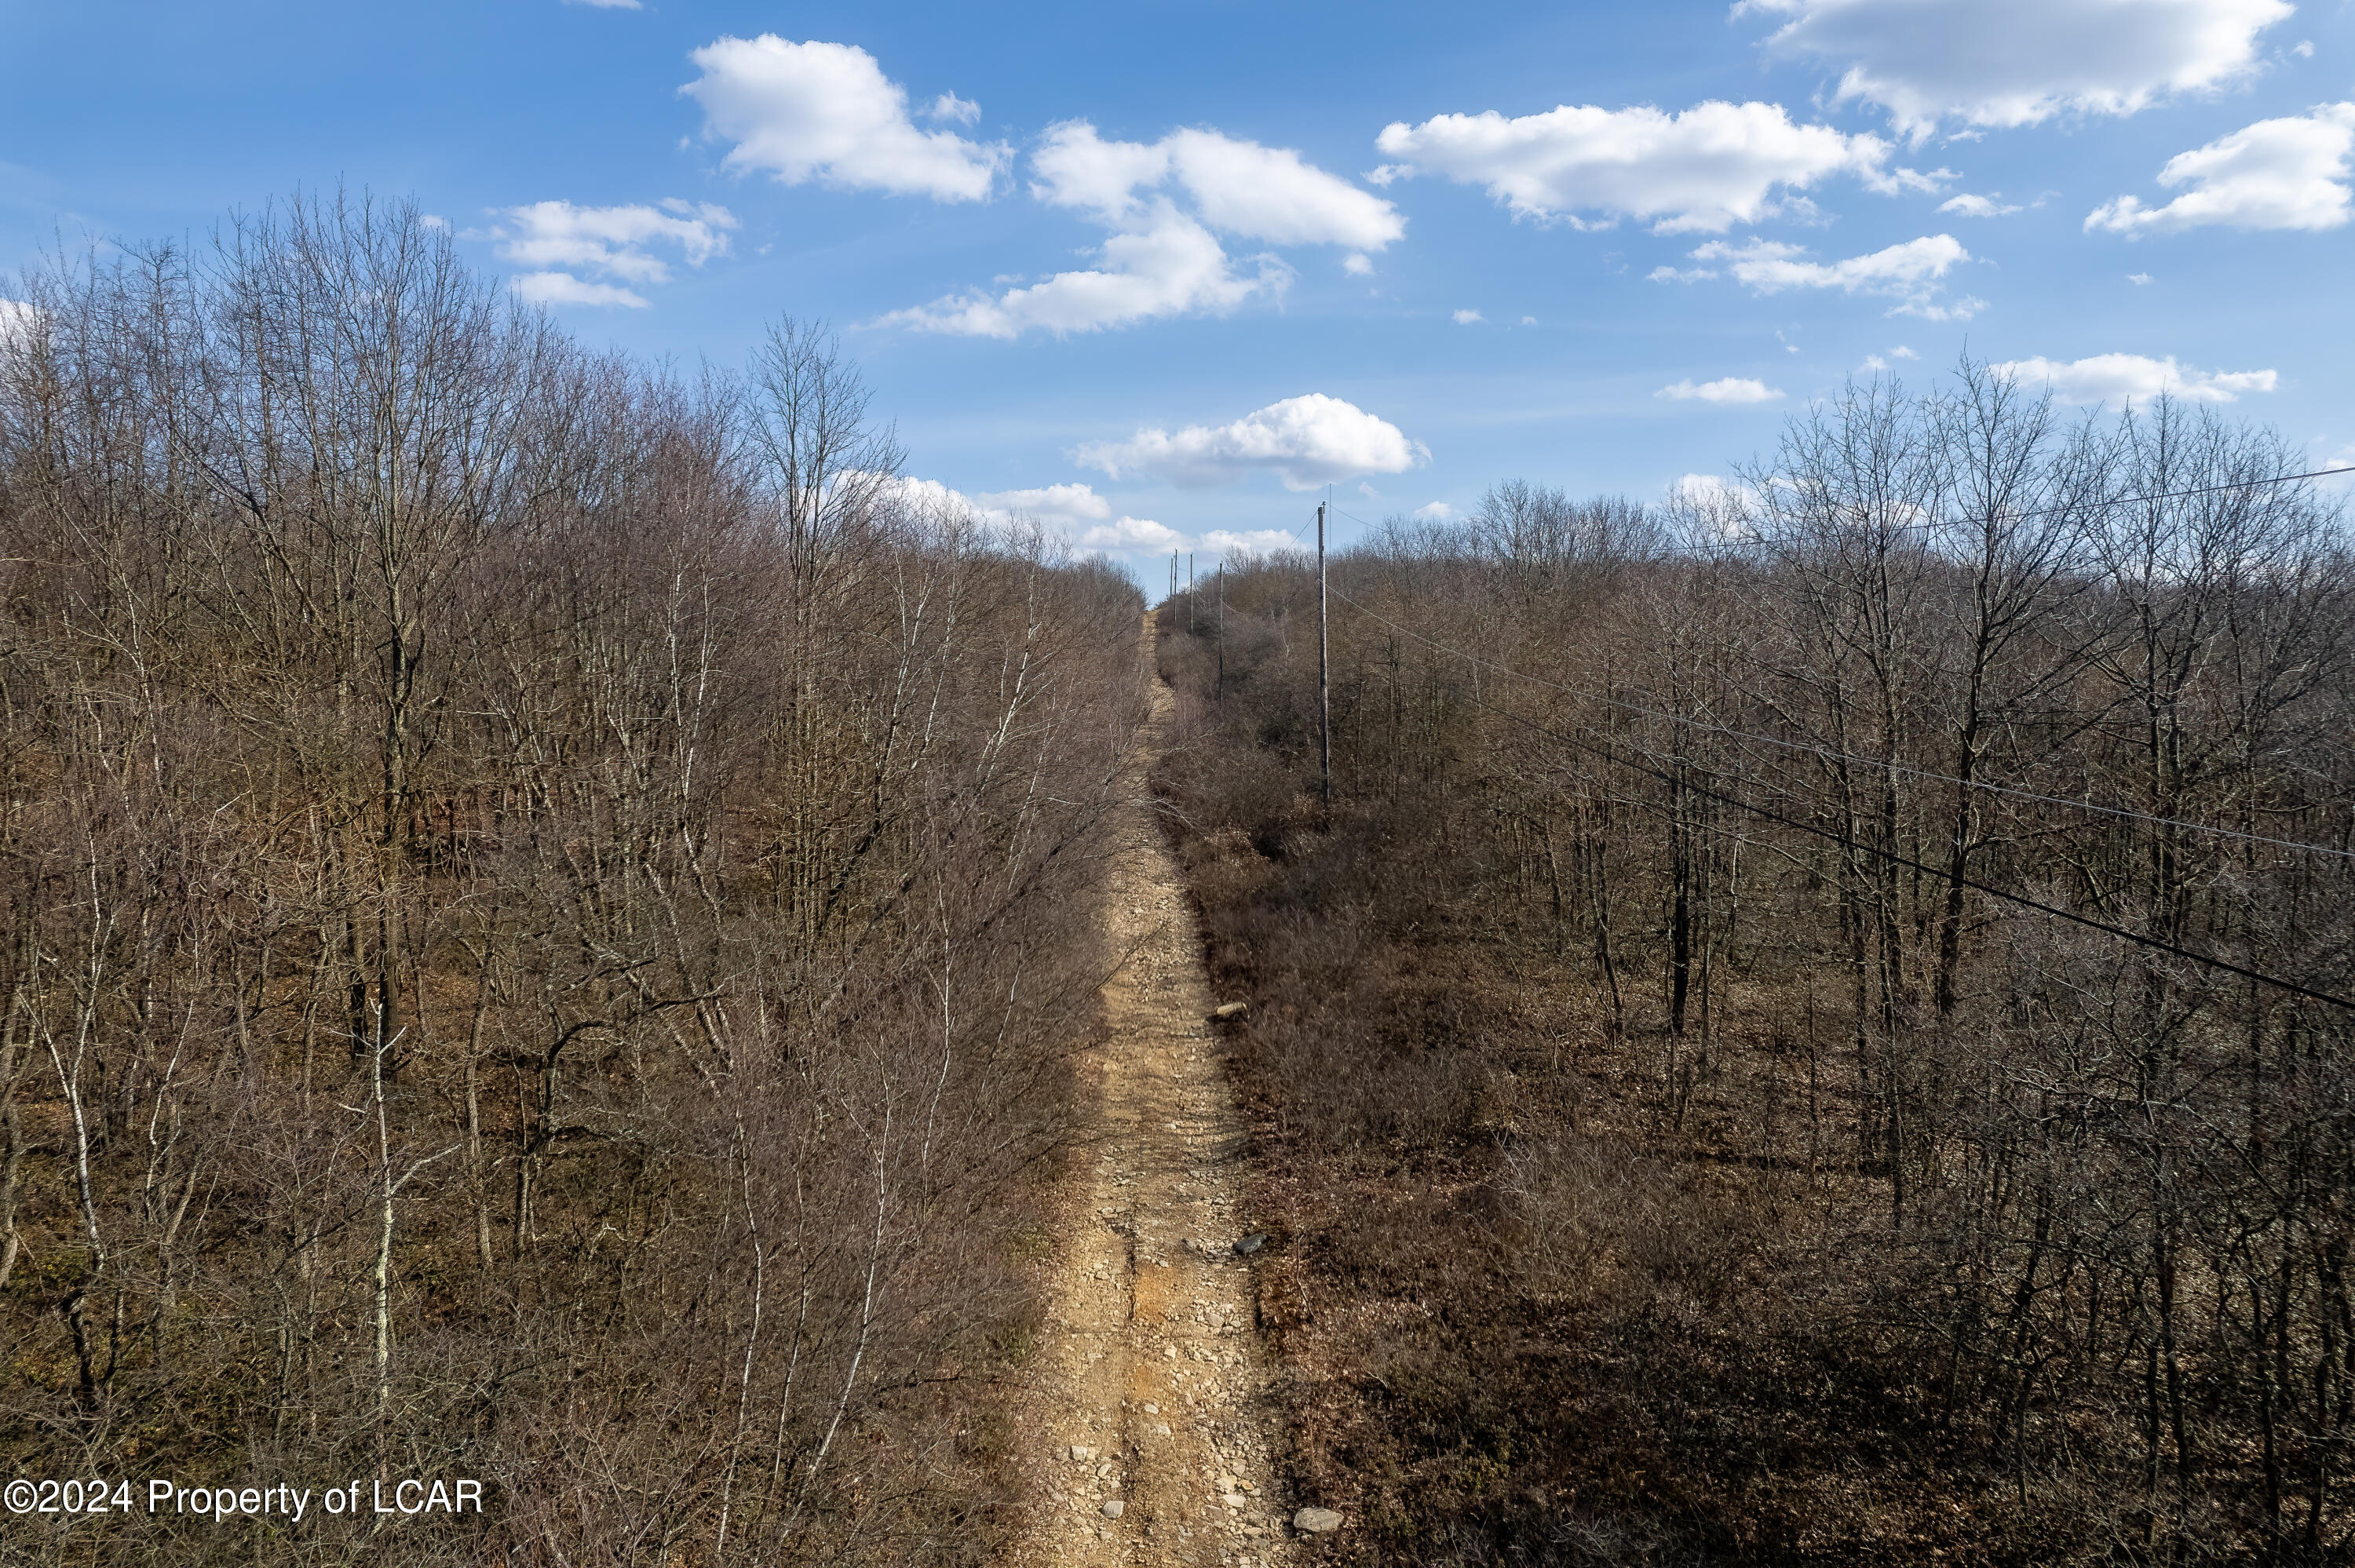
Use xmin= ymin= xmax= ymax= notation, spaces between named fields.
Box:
xmin=1004 ymin=632 xmax=1297 ymax=1568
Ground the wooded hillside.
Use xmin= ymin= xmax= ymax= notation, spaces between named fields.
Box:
xmin=1156 ymin=366 xmax=2355 ymax=1565
xmin=0 ymin=197 xmax=1145 ymax=1565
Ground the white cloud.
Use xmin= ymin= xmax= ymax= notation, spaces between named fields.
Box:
xmin=485 ymin=199 xmax=736 ymax=288
xmin=682 ymin=37 xmax=1007 ymax=202
xmin=970 ymin=482 xmax=1115 ymax=527
xmin=1343 ymin=252 xmax=1375 ymax=275
xmin=867 ymin=474 xmax=1183 ymax=557
xmin=2130 ymin=272 xmax=2155 ymax=283
xmin=1891 ymin=344 xmax=1919 ymax=358
xmin=1031 ymin=122 xmax=1403 ymax=248
xmin=1077 ymin=516 xmax=1192 ymax=552
xmin=2292 ymin=39 xmax=2313 ymax=58
xmin=1861 ymin=354 xmax=1891 ymax=370
xmin=1666 ymin=473 xmax=1761 ymax=536
xmin=1993 ymin=352 xmax=2278 ymax=406
xmin=1655 ymin=233 xmax=1978 ymax=316
xmin=880 ymin=205 xmax=1290 ymax=337
xmin=0 ymin=299 xmax=42 ymax=361
xmin=1372 ymin=99 xmax=1934 ymax=233
xmin=870 ymin=475 xmax=980 ymax=520
xmin=1452 ymin=308 xmax=1484 ymax=324
xmin=1201 ymin=528 xmax=1300 ymax=554
xmin=511 ymin=272 xmax=651 ymax=308
xmin=2087 ymin=102 xmax=2355 ymax=233
xmin=1939 ymin=192 xmax=2022 ymax=217
xmin=1520 ymin=315 xmax=1538 ymax=325
xmin=927 ymin=92 xmax=980 ymax=126
xmin=848 ymin=490 xmax=1308 ymax=563
xmin=1658 ymin=377 xmax=1785 ymax=403
xmin=1412 ymin=501 xmax=1459 ymax=521
xmin=884 ymin=120 xmax=1397 ymax=337
xmin=1076 ymin=393 xmax=1426 ymax=491
xmin=1741 ymin=0 xmax=2295 ymax=139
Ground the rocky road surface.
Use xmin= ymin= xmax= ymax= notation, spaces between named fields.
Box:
xmin=1004 ymin=632 xmax=1306 ymax=1568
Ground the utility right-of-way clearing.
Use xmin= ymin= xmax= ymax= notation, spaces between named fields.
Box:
xmin=1006 ymin=625 xmax=1329 ymax=1568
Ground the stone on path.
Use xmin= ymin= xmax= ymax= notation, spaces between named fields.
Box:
xmin=1294 ymin=1506 xmax=1344 ymax=1533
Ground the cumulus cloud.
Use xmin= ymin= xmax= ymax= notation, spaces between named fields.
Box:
xmin=511 ymin=272 xmax=652 ymax=308
xmin=927 ymin=92 xmax=980 ymax=126
xmin=867 ymin=474 xmax=1182 ymax=556
xmin=1741 ymin=0 xmax=2295 ymax=139
xmin=1452 ymin=308 xmax=1484 ymax=323
xmin=1076 ymin=516 xmax=1192 ymax=552
xmin=1992 ymin=352 xmax=2278 ymax=406
xmin=851 ymin=490 xmax=1309 ymax=563
xmin=485 ymin=199 xmax=736 ymax=286
xmin=2088 ymin=102 xmax=2355 ymax=233
xmin=1373 ymin=99 xmax=1934 ymax=232
xmin=969 ymin=482 xmax=1114 ymax=526
xmin=1940 ymin=192 xmax=2022 ymax=217
xmin=883 ymin=120 xmax=1398 ymax=337
xmin=1413 ymin=501 xmax=1460 ymax=521
xmin=880 ymin=206 xmax=1291 ymax=336
xmin=1653 ymin=233 xmax=1978 ymax=317
xmin=1665 ymin=473 xmax=1762 ymax=537
xmin=1024 ymin=123 xmax=1401 ymax=249
xmin=1658 ymin=376 xmax=1785 ymax=403
xmin=1343 ymin=252 xmax=1375 ymax=275
xmin=1201 ymin=528 xmax=1300 ymax=554
xmin=1076 ymin=393 xmax=1426 ymax=491
xmin=0 ymin=298 xmax=40 ymax=345
xmin=683 ymin=37 xmax=1007 ymax=202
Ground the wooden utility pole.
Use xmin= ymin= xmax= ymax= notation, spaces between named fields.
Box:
xmin=1188 ymin=552 xmax=1196 ymax=633
xmin=1216 ymin=560 xmax=1225 ymax=700
xmin=1316 ymin=503 xmax=1331 ymax=808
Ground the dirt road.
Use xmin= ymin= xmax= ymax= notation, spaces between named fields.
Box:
xmin=1006 ymin=636 xmax=1296 ymax=1568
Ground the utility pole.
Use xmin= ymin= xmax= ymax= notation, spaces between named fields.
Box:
xmin=1316 ymin=502 xmax=1331 ymax=809
xmin=1216 ymin=560 xmax=1225 ymax=701
xmin=1188 ymin=552 xmax=1195 ymax=634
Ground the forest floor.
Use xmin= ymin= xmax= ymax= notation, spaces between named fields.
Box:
xmin=1003 ymin=633 xmax=1304 ymax=1568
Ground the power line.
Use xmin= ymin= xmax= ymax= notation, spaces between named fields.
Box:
xmin=1453 ymin=678 xmax=2355 ymax=1012
xmin=1331 ymin=461 xmax=2354 ymax=560
xmin=1192 ymin=519 xmax=2354 ymax=1005
xmin=1316 ymin=573 xmax=2355 ymax=863
xmin=1310 ymin=502 xmax=2355 ymax=862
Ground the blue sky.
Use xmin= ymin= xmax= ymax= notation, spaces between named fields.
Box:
xmin=3 ymin=0 xmax=2350 ymax=572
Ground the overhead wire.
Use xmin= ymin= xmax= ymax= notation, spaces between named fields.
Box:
xmin=1439 ymin=678 xmax=2355 ymax=1012
xmin=1313 ymin=505 xmax=2355 ymax=862
xmin=1173 ymin=502 xmax=2355 ymax=1009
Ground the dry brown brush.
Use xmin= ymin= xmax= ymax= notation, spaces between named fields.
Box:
xmin=0 ymin=194 xmax=1146 ymax=1566
xmin=1157 ymin=365 xmax=2355 ymax=1566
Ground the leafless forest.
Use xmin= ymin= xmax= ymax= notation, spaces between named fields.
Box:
xmin=5 ymin=193 xmax=2353 ymax=1568
xmin=1156 ymin=370 xmax=2355 ymax=1565
xmin=0 ymin=198 xmax=1148 ymax=1564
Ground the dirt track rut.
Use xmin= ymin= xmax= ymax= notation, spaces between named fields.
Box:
xmin=1006 ymin=633 xmax=1294 ymax=1568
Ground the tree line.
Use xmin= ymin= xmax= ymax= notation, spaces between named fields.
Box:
xmin=1157 ymin=364 xmax=2354 ymax=1563
xmin=0 ymin=195 xmax=1145 ymax=1565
